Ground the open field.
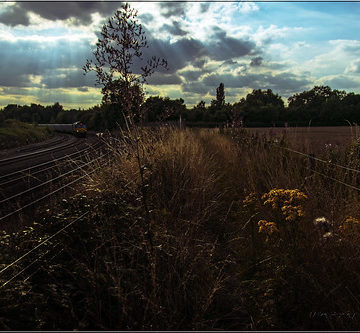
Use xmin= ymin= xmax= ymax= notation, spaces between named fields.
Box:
xmin=244 ymin=126 xmax=360 ymax=155
xmin=2 ymin=126 xmax=360 ymax=330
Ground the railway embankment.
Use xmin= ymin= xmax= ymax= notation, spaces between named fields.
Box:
xmin=0 ymin=119 xmax=54 ymax=151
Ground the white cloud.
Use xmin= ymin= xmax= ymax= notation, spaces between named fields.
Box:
xmin=236 ymin=2 xmax=259 ymax=14
xmin=346 ymin=59 xmax=360 ymax=74
xmin=301 ymin=40 xmax=360 ymax=77
xmin=253 ymin=24 xmax=305 ymax=45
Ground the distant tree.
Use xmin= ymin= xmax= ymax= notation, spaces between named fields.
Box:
xmin=83 ymin=3 xmax=167 ymax=126
xmin=288 ymin=86 xmax=347 ymax=123
xmin=102 ymin=79 xmax=145 ymax=124
xmin=3 ymin=104 xmax=20 ymax=121
xmin=210 ymin=83 xmax=225 ymax=110
xmin=141 ymin=96 xmax=185 ymax=122
xmin=237 ymin=89 xmax=284 ymax=124
xmin=196 ymin=100 xmax=206 ymax=111
xmin=142 ymin=96 xmax=168 ymax=122
xmin=88 ymin=107 xmax=105 ymax=130
xmin=207 ymin=83 xmax=231 ymax=122
xmin=52 ymin=102 xmax=64 ymax=115
xmin=289 ymin=86 xmax=327 ymax=110
xmin=185 ymin=101 xmax=206 ymax=122
xmin=0 ymin=110 xmax=4 ymax=126
xmin=167 ymin=98 xmax=186 ymax=121
xmin=216 ymin=82 xmax=225 ymax=108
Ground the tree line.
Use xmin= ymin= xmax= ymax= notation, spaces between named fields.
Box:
xmin=1 ymin=84 xmax=360 ymax=129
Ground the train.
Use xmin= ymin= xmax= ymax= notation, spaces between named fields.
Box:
xmin=39 ymin=121 xmax=87 ymax=138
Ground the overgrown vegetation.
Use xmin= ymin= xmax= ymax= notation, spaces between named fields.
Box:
xmin=2 ymin=126 xmax=360 ymax=329
xmin=0 ymin=119 xmax=53 ymax=149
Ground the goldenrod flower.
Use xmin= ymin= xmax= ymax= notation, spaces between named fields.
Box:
xmin=262 ymin=188 xmax=307 ymax=222
xmin=258 ymin=219 xmax=279 ymax=236
xmin=243 ymin=192 xmax=257 ymax=208
xmin=281 ymin=205 xmax=304 ymax=221
xmin=339 ymin=216 xmax=360 ymax=234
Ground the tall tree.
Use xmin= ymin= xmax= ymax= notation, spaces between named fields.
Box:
xmin=83 ymin=3 xmax=167 ymax=125
xmin=216 ymin=82 xmax=225 ymax=108
xmin=237 ymin=89 xmax=284 ymax=123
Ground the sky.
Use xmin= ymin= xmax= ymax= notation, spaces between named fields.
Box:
xmin=0 ymin=1 xmax=359 ymax=109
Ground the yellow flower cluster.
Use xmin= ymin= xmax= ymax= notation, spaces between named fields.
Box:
xmin=258 ymin=219 xmax=279 ymax=235
xmin=262 ymin=188 xmax=307 ymax=221
xmin=339 ymin=216 xmax=360 ymax=234
xmin=243 ymin=192 xmax=257 ymax=208
xmin=281 ymin=205 xmax=305 ymax=221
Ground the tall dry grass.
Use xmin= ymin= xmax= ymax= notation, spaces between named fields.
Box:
xmin=3 ymin=125 xmax=360 ymax=329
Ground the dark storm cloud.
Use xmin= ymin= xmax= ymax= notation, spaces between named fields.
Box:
xmin=209 ymin=27 xmax=257 ymax=61
xmin=159 ymin=2 xmax=187 ymax=18
xmin=0 ymin=2 xmax=121 ymax=26
xmin=143 ymin=36 xmax=207 ymax=74
xmin=162 ymin=21 xmax=188 ymax=36
xmin=186 ymin=71 xmax=310 ymax=97
xmin=250 ymin=56 xmax=263 ymax=67
xmin=142 ymin=27 xmax=258 ymax=76
xmin=222 ymin=59 xmax=239 ymax=66
xmin=323 ymin=75 xmax=360 ymax=90
xmin=0 ymin=38 xmax=93 ymax=87
xmin=180 ymin=69 xmax=208 ymax=82
xmin=0 ymin=74 xmax=33 ymax=88
xmin=193 ymin=58 xmax=207 ymax=69
xmin=265 ymin=62 xmax=287 ymax=70
xmin=202 ymin=73 xmax=252 ymax=88
xmin=0 ymin=40 xmax=50 ymax=85
xmin=0 ymin=4 xmax=30 ymax=26
xmin=146 ymin=72 xmax=182 ymax=85
xmin=200 ymin=3 xmax=211 ymax=13
xmin=35 ymin=89 xmax=100 ymax=105
xmin=139 ymin=13 xmax=154 ymax=25
xmin=77 ymin=87 xmax=89 ymax=92
xmin=0 ymin=87 xmax=32 ymax=96
xmin=40 ymin=69 xmax=97 ymax=89
xmin=223 ymin=88 xmax=242 ymax=97
xmin=182 ymin=81 xmax=210 ymax=95
xmin=264 ymin=72 xmax=310 ymax=92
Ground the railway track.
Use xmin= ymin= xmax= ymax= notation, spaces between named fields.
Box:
xmin=0 ymin=141 xmax=102 ymax=196
xmin=0 ymin=135 xmax=107 ymax=226
xmin=0 ymin=135 xmax=79 ymax=172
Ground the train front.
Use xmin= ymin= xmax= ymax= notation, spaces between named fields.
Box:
xmin=73 ymin=122 xmax=87 ymax=138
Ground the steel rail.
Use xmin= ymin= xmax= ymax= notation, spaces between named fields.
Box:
xmin=0 ymin=152 xmax=107 ymax=205
xmin=1 ymin=135 xmax=67 ymax=156
xmin=0 ymin=153 xmax=108 ymax=289
xmin=0 ymin=208 xmax=93 ymax=285
xmin=0 ymin=153 xmax=109 ymax=221
xmin=0 ymin=141 xmax=102 ymax=186
xmin=0 ymin=242 xmax=62 ymax=289
xmin=0 ymin=141 xmax=100 ymax=180
xmin=23 ymin=248 xmax=65 ymax=283
xmin=0 ymin=136 xmax=79 ymax=167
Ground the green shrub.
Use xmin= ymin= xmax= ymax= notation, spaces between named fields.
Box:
xmin=0 ymin=119 xmax=53 ymax=149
